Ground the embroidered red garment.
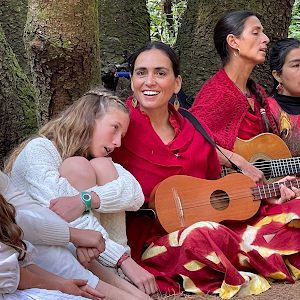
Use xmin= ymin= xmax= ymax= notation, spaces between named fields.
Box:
xmin=190 ymin=68 xmax=278 ymax=150
xmin=268 ymin=97 xmax=300 ymax=157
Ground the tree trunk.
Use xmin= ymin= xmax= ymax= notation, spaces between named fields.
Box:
xmin=99 ymin=0 xmax=150 ymax=99
xmin=175 ymin=0 xmax=295 ymax=98
xmin=0 ymin=0 xmax=29 ymax=75
xmin=24 ymin=0 xmax=101 ymax=122
xmin=0 ymin=24 xmax=37 ymax=166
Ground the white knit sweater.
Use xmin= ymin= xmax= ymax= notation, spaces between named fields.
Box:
xmin=10 ymin=137 xmax=145 ymax=267
xmin=0 ymin=171 xmax=70 ymax=246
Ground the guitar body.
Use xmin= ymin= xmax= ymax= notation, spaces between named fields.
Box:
xmin=151 ymin=173 xmax=260 ymax=233
xmin=221 ymin=133 xmax=293 ymax=180
xmin=233 ymin=133 xmax=291 ymax=162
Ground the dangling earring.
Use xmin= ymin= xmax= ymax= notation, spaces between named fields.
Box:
xmin=233 ymin=48 xmax=240 ymax=57
xmin=276 ymin=82 xmax=283 ymax=93
xmin=173 ymin=94 xmax=180 ymax=110
xmin=132 ymin=97 xmax=138 ymax=108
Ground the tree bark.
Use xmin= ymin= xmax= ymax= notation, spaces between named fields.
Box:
xmin=24 ymin=0 xmax=101 ymax=122
xmin=0 ymin=0 xmax=29 ymax=75
xmin=99 ymin=0 xmax=150 ymax=99
xmin=175 ymin=0 xmax=295 ymax=98
xmin=0 ymin=24 xmax=37 ymax=166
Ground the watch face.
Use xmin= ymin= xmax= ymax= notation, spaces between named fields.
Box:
xmin=82 ymin=192 xmax=92 ymax=201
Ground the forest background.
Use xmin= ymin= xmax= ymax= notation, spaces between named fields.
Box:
xmin=0 ymin=0 xmax=299 ymax=165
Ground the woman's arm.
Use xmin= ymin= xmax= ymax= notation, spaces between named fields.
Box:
xmin=217 ymin=146 xmax=265 ymax=183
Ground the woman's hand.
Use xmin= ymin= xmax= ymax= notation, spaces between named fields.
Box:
xmin=50 ymin=195 xmax=85 ymax=222
xmin=59 ymin=279 xmax=105 ymax=299
xmin=217 ymin=146 xmax=265 ymax=183
xmin=120 ymin=257 xmax=158 ymax=295
xmin=265 ymin=176 xmax=300 ymax=204
xmin=233 ymin=153 xmax=265 ymax=183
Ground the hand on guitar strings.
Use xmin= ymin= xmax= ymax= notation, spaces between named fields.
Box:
xmin=265 ymin=176 xmax=300 ymax=204
xmin=219 ymin=148 xmax=266 ymax=184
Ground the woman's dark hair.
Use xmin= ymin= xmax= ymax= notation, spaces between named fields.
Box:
xmin=129 ymin=41 xmax=180 ymax=77
xmin=214 ymin=10 xmax=256 ymax=65
xmin=214 ymin=10 xmax=271 ymax=131
xmin=269 ymin=38 xmax=300 ymax=94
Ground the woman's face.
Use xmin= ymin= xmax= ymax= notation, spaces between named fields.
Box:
xmin=275 ymin=48 xmax=300 ymax=97
xmin=89 ymin=107 xmax=129 ymax=157
xmin=131 ymin=48 xmax=182 ymax=113
xmin=235 ymin=16 xmax=269 ymax=65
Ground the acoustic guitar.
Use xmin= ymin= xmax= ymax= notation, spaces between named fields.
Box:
xmin=222 ymin=133 xmax=300 ymax=180
xmin=150 ymin=173 xmax=300 ymax=233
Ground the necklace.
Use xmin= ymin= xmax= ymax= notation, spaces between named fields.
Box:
xmin=233 ymin=82 xmax=254 ymax=111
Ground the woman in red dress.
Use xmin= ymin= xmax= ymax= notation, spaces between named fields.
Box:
xmin=112 ymin=32 xmax=300 ymax=298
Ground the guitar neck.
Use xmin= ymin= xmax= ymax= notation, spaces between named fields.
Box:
xmin=222 ymin=157 xmax=300 ymax=180
xmin=269 ymin=157 xmax=300 ymax=178
xmin=253 ymin=178 xmax=300 ymax=200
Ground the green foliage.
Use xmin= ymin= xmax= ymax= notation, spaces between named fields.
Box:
xmin=289 ymin=0 xmax=300 ymax=38
xmin=149 ymin=1 xmax=300 ymax=43
xmin=147 ymin=0 xmax=187 ymax=45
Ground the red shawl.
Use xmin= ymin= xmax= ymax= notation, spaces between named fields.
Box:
xmin=190 ymin=68 xmax=278 ymax=150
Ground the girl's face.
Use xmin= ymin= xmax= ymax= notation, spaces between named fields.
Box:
xmin=275 ymin=48 xmax=300 ymax=97
xmin=131 ymin=48 xmax=182 ymax=113
xmin=234 ymin=16 xmax=269 ymax=65
xmin=89 ymin=108 xmax=129 ymax=157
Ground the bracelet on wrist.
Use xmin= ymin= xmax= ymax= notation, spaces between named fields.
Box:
xmin=117 ymin=252 xmax=130 ymax=268
xmin=80 ymin=191 xmax=92 ymax=213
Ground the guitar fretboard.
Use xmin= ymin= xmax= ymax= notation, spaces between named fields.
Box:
xmin=221 ymin=157 xmax=300 ymax=180
xmin=270 ymin=157 xmax=300 ymax=178
xmin=252 ymin=178 xmax=300 ymax=200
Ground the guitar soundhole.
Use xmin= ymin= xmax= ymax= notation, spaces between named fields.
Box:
xmin=210 ymin=189 xmax=229 ymax=211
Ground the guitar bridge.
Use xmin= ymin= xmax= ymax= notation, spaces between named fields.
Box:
xmin=172 ymin=188 xmax=185 ymax=228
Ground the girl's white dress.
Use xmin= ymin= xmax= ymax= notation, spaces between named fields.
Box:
xmin=0 ymin=241 xmax=88 ymax=300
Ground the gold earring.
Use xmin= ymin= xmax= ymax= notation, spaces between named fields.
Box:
xmin=173 ymin=94 xmax=180 ymax=110
xmin=132 ymin=97 xmax=138 ymax=108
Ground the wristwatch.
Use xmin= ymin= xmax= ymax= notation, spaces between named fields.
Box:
xmin=80 ymin=191 xmax=92 ymax=212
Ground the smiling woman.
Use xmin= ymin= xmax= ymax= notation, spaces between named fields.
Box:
xmin=4 ymin=89 xmax=157 ymax=299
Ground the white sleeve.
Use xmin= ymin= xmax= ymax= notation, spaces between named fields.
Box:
xmin=11 ymin=138 xmax=79 ymax=208
xmin=91 ymin=163 xmax=145 ymax=213
xmin=0 ymin=170 xmax=70 ymax=246
xmin=0 ymin=243 xmax=20 ymax=294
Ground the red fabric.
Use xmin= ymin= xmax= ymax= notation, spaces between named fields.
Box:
xmin=268 ymin=96 xmax=300 ymax=157
xmin=112 ymin=97 xmax=221 ymax=285
xmin=237 ymin=110 xmax=265 ymax=140
xmin=113 ymin=97 xmax=221 ymax=203
xmin=190 ymin=68 xmax=278 ymax=150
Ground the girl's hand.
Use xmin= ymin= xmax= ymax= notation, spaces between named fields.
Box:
xmin=60 ymin=279 xmax=105 ymax=299
xmin=70 ymin=228 xmax=105 ymax=252
xmin=50 ymin=195 xmax=85 ymax=222
xmin=76 ymin=247 xmax=101 ymax=268
xmin=265 ymin=176 xmax=300 ymax=204
xmin=120 ymin=257 xmax=158 ymax=295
